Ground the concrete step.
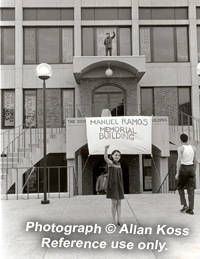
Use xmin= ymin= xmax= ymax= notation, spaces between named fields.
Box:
xmin=0 ymin=157 xmax=23 ymax=163
xmin=6 ymin=152 xmax=30 ymax=158
xmin=18 ymin=148 xmax=31 ymax=153
xmin=28 ymin=143 xmax=40 ymax=148
xmin=0 ymin=161 xmax=18 ymax=168
xmin=49 ymin=134 xmax=57 ymax=139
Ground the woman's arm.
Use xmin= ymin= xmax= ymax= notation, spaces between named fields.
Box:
xmin=104 ymin=145 xmax=113 ymax=165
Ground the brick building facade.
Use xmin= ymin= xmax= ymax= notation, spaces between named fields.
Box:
xmin=1 ymin=0 xmax=200 ymax=196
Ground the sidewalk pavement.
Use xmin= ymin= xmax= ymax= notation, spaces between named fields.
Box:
xmin=1 ymin=193 xmax=200 ymax=259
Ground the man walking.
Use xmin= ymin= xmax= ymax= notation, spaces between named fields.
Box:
xmin=176 ymin=133 xmax=197 ymax=215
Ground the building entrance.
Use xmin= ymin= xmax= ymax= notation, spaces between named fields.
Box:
xmin=142 ymin=155 xmax=152 ymax=191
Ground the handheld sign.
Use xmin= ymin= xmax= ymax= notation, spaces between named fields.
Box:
xmin=86 ymin=116 xmax=152 ymax=155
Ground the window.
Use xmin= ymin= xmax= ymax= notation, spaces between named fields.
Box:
xmin=62 ymin=89 xmax=75 ymax=125
xmin=81 ymin=8 xmax=131 ymax=20
xmin=24 ymin=90 xmax=37 ymax=127
xmin=38 ymin=28 xmax=60 ymax=63
xmin=139 ymin=7 xmax=188 ymax=20
xmin=0 ymin=27 xmax=15 ymax=64
xmin=82 ymin=27 xmax=131 ymax=56
xmin=178 ymin=87 xmax=192 ymax=125
xmin=0 ymin=8 xmax=15 ymax=21
xmin=93 ymin=85 xmax=125 ymax=117
xmin=196 ymin=26 xmax=200 ymax=61
xmin=23 ymin=8 xmax=74 ymax=20
xmin=141 ymin=88 xmax=154 ymax=116
xmin=153 ymin=27 xmax=174 ymax=62
xmin=23 ymin=89 xmax=74 ymax=128
xmin=119 ymin=28 xmax=132 ymax=55
xmin=2 ymin=90 xmax=15 ymax=128
xmin=141 ymin=87 xmax=191 ymax=125
xmin=24 ymin=27 xmax=73 ymax=64
xmin=140 ymin=26 xmax=189 ymax=62
xmin=196 ymin=8 xmax=200 ymax=19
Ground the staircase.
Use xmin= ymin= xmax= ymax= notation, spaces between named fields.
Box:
xmin=0 ymin=126 xmax=66 ymax=195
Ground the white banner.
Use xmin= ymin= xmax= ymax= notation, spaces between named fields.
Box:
xmin=86 ymin=116 xmax=152 ymax=155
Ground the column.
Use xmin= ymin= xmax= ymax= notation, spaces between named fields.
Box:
xmin=189 ymin=1 xmax=199 ymax=120
xmin=131 ymin=0 xmax=139 ymax=56
xmin=74 ymin=0 xmax=81 ymax=56
xmin=189 ymin=1 xmax=200 ymax=189
xmin=152 ymin=156 xmax=168 ymax=193
xmin=77 ymin=154 xmax=82 ymax=195
xmin=67 ymin=159 xmax=76 ymax=197
xmin=15 ymin=0 xmax=23 ymax=127
xmin=139 ymin=154 xmax=143 ymax=193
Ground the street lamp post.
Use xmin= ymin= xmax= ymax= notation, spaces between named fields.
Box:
xmin=36 ymin=63 xmax=52 ymax=204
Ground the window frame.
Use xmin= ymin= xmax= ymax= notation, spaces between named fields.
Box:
xmin=23 ymin=27 xmax=74 ymax=64
xmin=177 ymin=87 xmax=192 ymax=125
xmin=23 ymin=89 xmax=37 ymax=128
xmin=0 ymin=8 xmax=15 ymax=21
xmin=92 ymin=84 xmax=126 ymax=117
xmin=61 ymin=88 xmax=75 ymax=125
xmin=23 ymin=8 xmax=74 ymax=21
xmin=2 ymin=89 xmax=15 ymax=129
xmin=22 ymin=89 xmax=75 ymax=128
xmin=140 ymin=87 xmax=155 ymax=116
xmin=139 ymin=26 xmax=189 ymax=63
xmin=0 ymin=27 xmax=15 ymax=65
xmin=81 ymin=7 xmax=131 ymax=20
xmin=196 ymin=26 xmax=200 ymax=62
xmin=139 ymin=7 xmax=188 ymax=20
xmin=82 ymin=26 xmax=132 ymax=56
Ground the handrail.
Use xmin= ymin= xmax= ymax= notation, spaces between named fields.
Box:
xmin=1 ymin=124 xmax=24 ymax=156
xmin=0 ymin=122 xmax=28 ymax=135
xmin=157 ymin=163 xmax=177 ymax=193
xmin=1 ymin=104 xmax=67 ymax=153
xmin=2 ymin=166 xmax=70 ymax=200
xmin=1 ymin=125 xmax=33 ymax=156
xmin=142 ymin=99 xmax=200 ymax=142
xmin=73 ymin=166 xmax=78 ymax=196
xmin=1 ymin=112 xmax=66 ymax=175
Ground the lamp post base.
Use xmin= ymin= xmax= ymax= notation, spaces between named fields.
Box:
xmin=41 ymin=200 xmax=50 ymax=204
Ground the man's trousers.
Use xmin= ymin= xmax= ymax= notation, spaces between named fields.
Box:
xmin=177 ymin=164 xmax=196 ymax=210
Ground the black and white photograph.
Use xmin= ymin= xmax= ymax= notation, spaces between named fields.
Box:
xmin=1 ymin=0 xmax=200 ymax=258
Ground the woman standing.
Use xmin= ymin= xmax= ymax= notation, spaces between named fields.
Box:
xmin=104 ymin=145 xmax=124 ymax=226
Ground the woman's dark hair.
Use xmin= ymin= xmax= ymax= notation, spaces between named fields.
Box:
xmin=109 ymin=150 xmax=121 ymax=160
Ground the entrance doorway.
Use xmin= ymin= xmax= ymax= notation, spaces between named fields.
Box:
xmin=142 ymin=155 xmax=152 ymax=191
xmin=93 ymin=159 xmax=129 ymax=195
